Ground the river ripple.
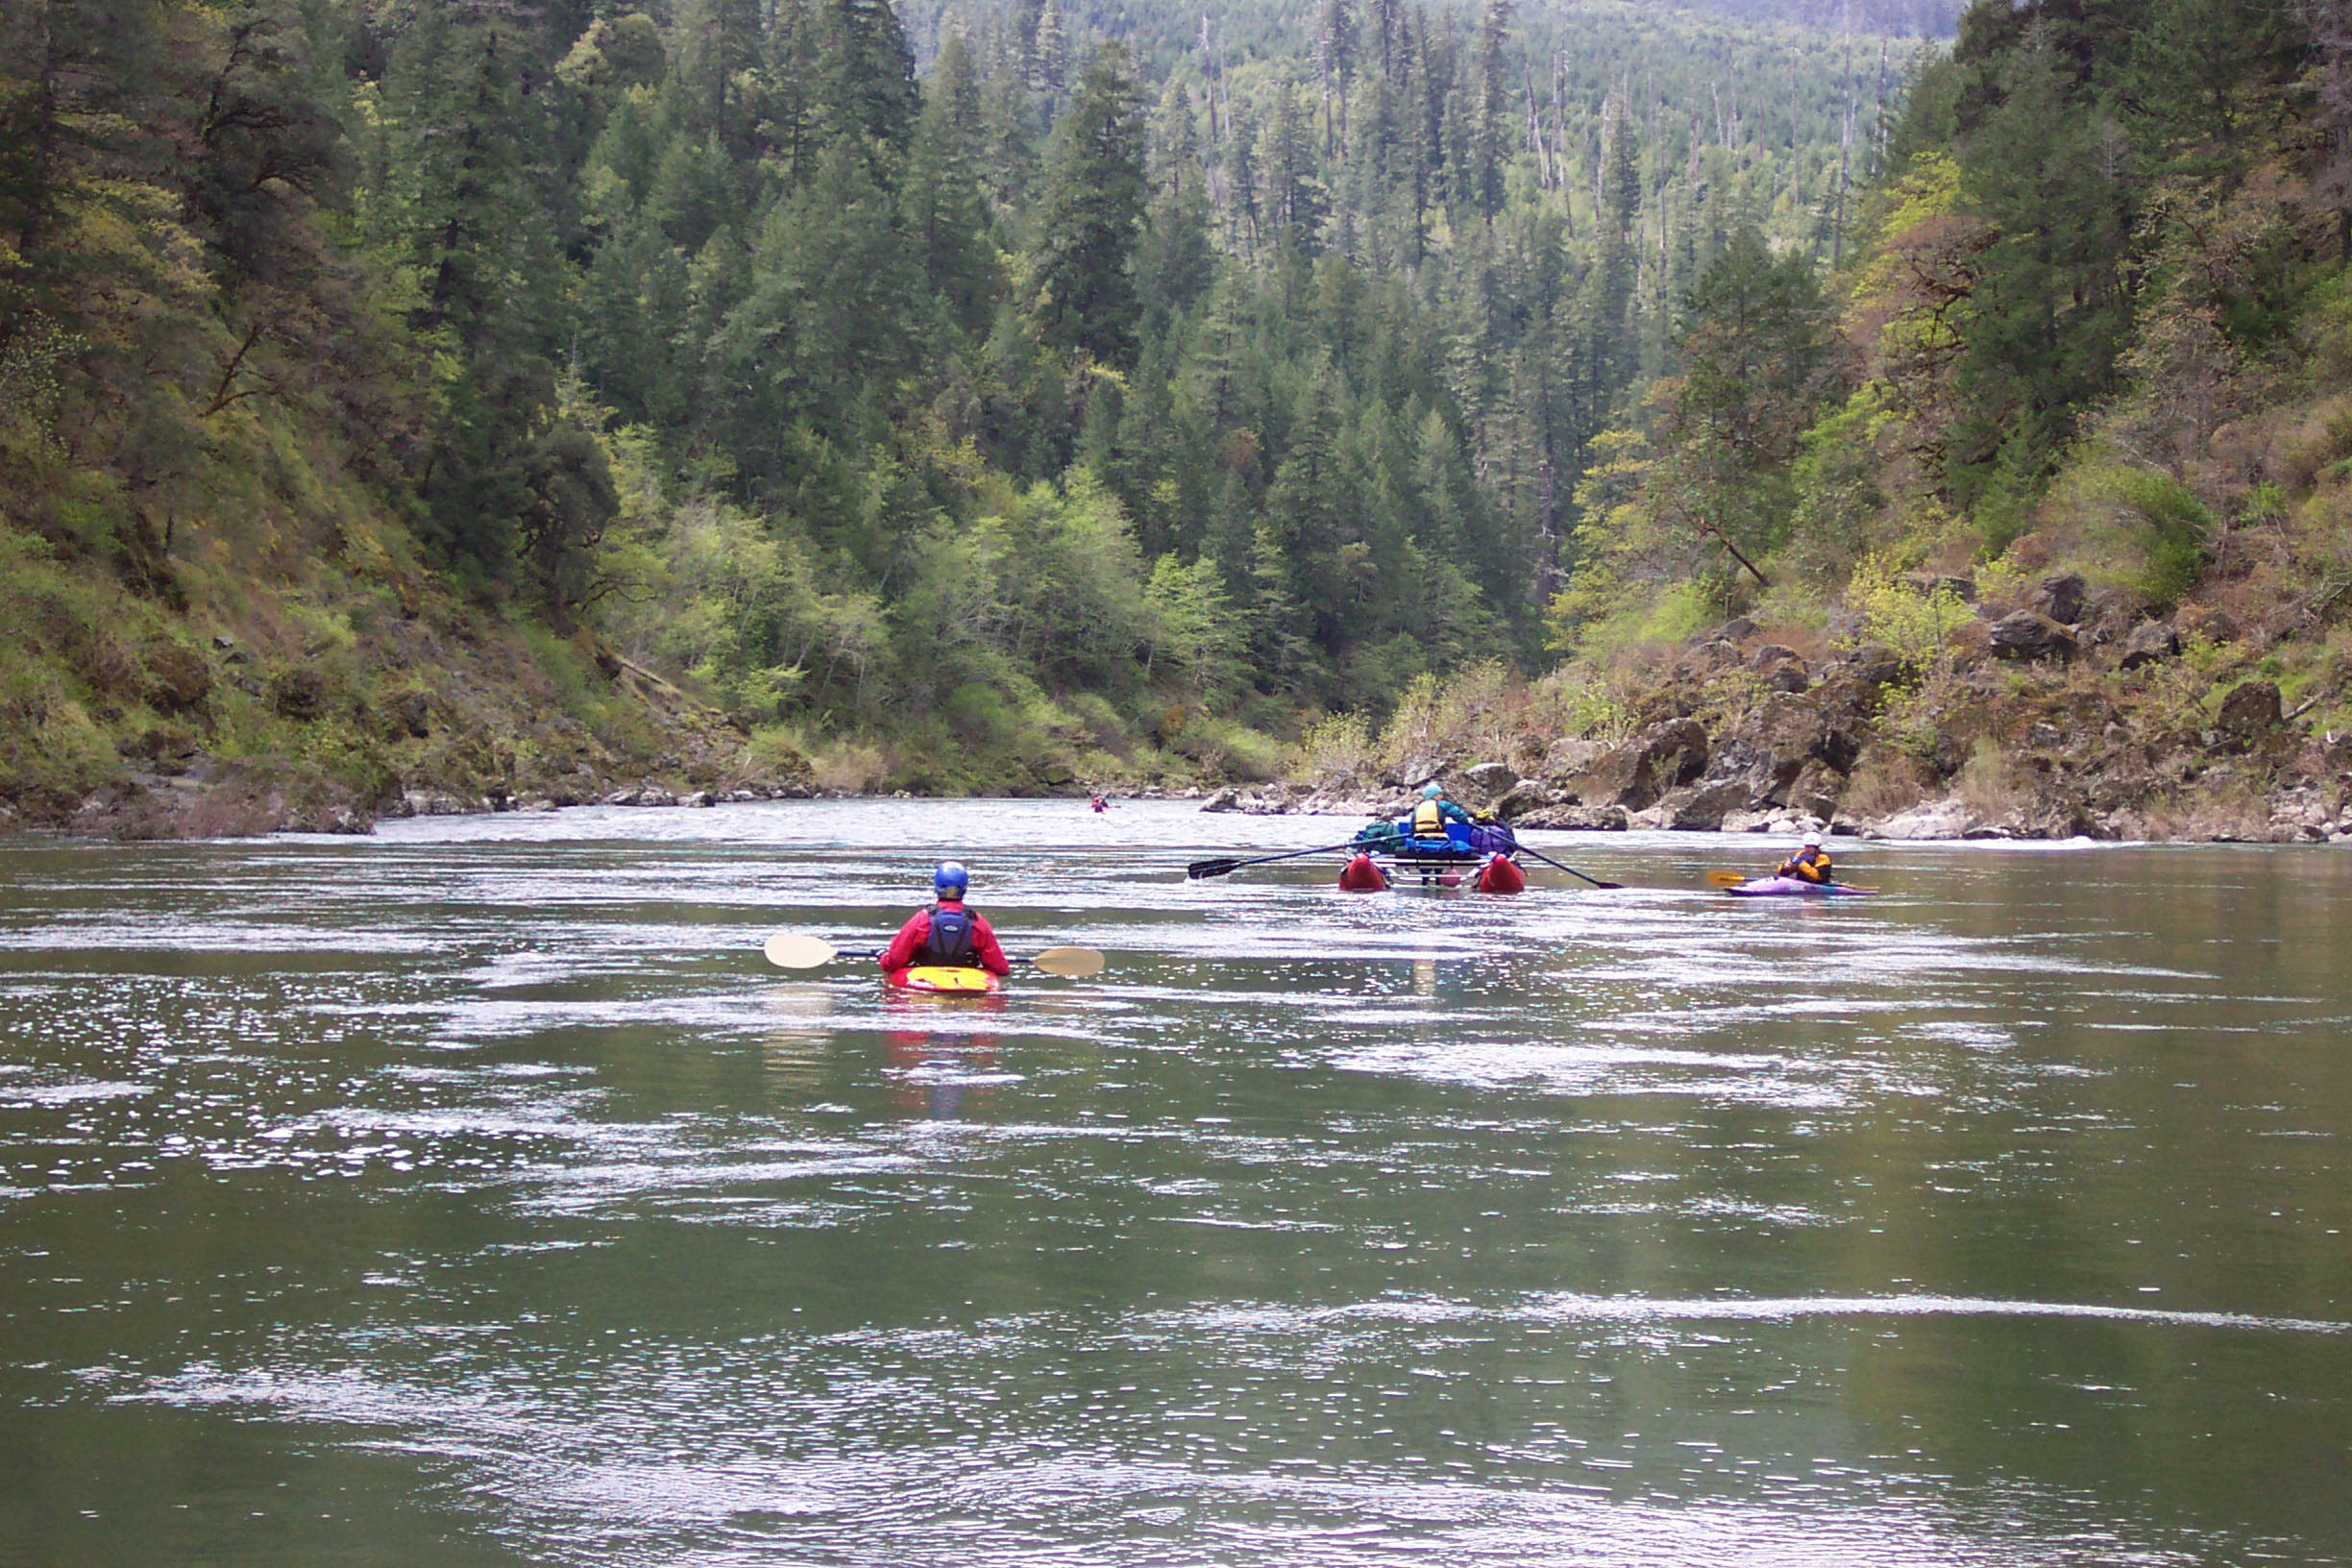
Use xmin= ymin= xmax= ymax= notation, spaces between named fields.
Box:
xmin=1 ymin=800 xmax=2346 ymax=1565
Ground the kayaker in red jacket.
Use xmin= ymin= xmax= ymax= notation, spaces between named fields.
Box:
xmin=1776 ymin=832 xmax=1832 ymax=884
xmin=878 ymin=862 xmax=1012 ymax=977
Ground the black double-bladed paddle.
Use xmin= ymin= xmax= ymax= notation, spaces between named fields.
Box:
xmin=1186 ymin=841 xmax=1361 ymax=880
xmin=1509 ymin=843 xmax=1624 ymax=890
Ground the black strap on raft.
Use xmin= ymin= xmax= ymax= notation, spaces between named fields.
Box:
xmin=919 ymin=903 xmax=977 ymax=967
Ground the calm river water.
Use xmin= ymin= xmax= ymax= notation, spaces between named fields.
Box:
xmin=0 ymin=800 xmax=2346 ymax=1566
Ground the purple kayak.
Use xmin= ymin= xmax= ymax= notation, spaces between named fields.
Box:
xmin=1723 ymin=875 xmax=1875 ymax=897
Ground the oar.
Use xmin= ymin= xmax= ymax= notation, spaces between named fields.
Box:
xmin=1023 ymin=945 xmax=1107 ymax=975
xmin=1510 ymin=843 xmax=1623 ymax=890
xmin=1187 ymin=840 xmax=1362 ymax=880
xmin=762 ymin=933 xmax=1106 ymax=977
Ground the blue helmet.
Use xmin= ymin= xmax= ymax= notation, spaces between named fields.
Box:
xmin=1422 ymin=782 xmax=1443 ymax=799
xmin=934 ymin=861 xmax=969 ymax=898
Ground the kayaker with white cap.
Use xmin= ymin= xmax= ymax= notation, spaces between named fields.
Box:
xmin=1774 ymin=831 xmax=1832 ymax=886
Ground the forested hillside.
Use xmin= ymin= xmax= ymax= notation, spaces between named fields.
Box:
xmin=1265 ymin=0 xmax=2352 ymax=845
xmin=0 ymin=0 xmax=1899 ymax=826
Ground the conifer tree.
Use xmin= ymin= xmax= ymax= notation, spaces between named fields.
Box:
xmin=1030 ymin=0 xmax=1068 ymax=118
xmin=672 ymin=0 xmax=763 ymax=155
xmin=1029 ymin=42 xmax=1147 ymax=365
xmin=818 ymin=0 xmax=919 ymax=163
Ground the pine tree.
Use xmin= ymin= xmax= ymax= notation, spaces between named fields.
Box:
xmin=908 ymin=37 xmax=998 ymax=334
xmin=1319 ymin=0 xmax=1358 ymax=158
xmin=1029 ymin=42 xmax=1148 ymax=365
xmin=1949 ymin=24 xmax=2130 ymax=502
xmin=817 ymin=0 xmax=919 ymax=164
xmin=980 ymin=57 xmax=1039 ymax=208
xmin=671 ymin=0 xmax=763 ymax=156
xmin=760 ymin=0 xmax=826 ymax=187
xmin=1030 ymin=0 xmax=1068 ymax=118
xmin=2112 ymin=0 xmax=2300 ymax=178
xmin=1139 ymin=154 xmax=1217 ymax=325
xmin=1262 ymin=81 xmax=1325 ymax=244
xmin=1224 ymin=98 xmax=1262 ymax=253
xmin=1472 ymin=0 xmax=1512 ymax=221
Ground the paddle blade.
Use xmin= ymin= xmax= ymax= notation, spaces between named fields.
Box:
xmin=1187 ymin=858 xmax=1240 ymax=880
xmin=1588 ymin=880 xmax=1626 ymax=891
xmin=762 ymin=932 xmax=840 ymax=969
xmin=1707 ymin=870 xmax=1751 ymax=888
xmin=1028 ymin=945 xmax=1106 ymax=978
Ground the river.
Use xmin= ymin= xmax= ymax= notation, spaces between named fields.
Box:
xmin=0 ymin=800 xmax=2345 ymax=1566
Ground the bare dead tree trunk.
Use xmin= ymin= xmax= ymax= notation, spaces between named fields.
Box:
xmin=2292 ymin=0 xmax=2352 ymax=258
xmin=1708 ymin=524 xmax=1772 ymax=588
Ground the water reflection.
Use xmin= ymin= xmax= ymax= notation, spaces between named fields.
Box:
xmin=0 ymin=806 xmax=2346 ymax=1566
xmin=758 ymin=984 xmax=836 ymax=1093
xmin=883 ymin=997 xmax=1009 ymax=1121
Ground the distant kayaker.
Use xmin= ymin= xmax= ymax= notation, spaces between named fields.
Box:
xmin=878 ymin=862 xmax=1012 ymax=979
xmin=1409 ymin=781 xmax=1473 ymax=839
xmin=1776 ymin=831 xmax=1832 ymax=885
xmin=1090 ymin=794 xmax=1109 ymax=813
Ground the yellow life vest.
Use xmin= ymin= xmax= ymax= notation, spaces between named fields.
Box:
xmin=1412 ymin=799 xmax=1444 ymax=836
xmin=1782 ymin=846 xmax=1830 ymax=882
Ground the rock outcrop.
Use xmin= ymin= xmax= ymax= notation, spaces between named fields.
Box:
xmin=1236 ymin=599 xmax=2352 ymax=844
xmin=1989 ymin=613 xmax=2077 ymax=660
xmin=2119 ymin=621 xmax=2181 ymax=670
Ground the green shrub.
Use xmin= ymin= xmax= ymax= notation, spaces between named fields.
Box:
xmin=2125 ymin=472 xmax=2211 ymax=606
xmin=1295 ymin=713 xmax=1376 ymax=783
xmin=2100 ymin=468 xmax=2212 ymax=608
xmin=1845 ymin=553 xmax=1969 ymax=671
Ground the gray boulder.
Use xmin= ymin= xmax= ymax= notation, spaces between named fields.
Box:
xmin=1660 ymin=781 xmax=1753 ymax=831
xmin=1848 ymin=642 xmax=1905 ymax=688
xmin=1510 ymin=801 xmax=1629 ymax=831
xmin=1784 ymin=759 xmax=1846 ymax=823
xmin=2029 ymin=572 xmax=2088 ymax=625
xmin=1705 ymin=695 xmax=1824 ymax=803
xmin=1694 ymin=639 xmax=1742 ymax=671
xmin=1494 ymin=780 xmax=1561 ymax=819
xmin=1540 ymin=736 xmax=1605 ymax=774
xmin=2181 ymin=606 xmax=2242 ymax=645
xmin=1457 ymin=761 xmax=1520 ymax=808
xmin=2119 ymin=621 xmax=2181 ymax=671
xmin=2216 ymin=680 xmax=2282 ymax=743
xmin=1563 ymin=718 xmax=1709 ymax=812
xmin=1989 ymin=612 xmax=2078 ymax=660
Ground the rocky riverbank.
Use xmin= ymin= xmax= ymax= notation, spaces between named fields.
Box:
xmin=1210 ymin=570 xmax=2352 ymax=845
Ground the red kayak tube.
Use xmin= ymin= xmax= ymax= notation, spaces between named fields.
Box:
xmin=1337 ymin=853 xmax=1388 ymax=892
xmin=1476 ymin=855 xmax=1526 ymax=894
